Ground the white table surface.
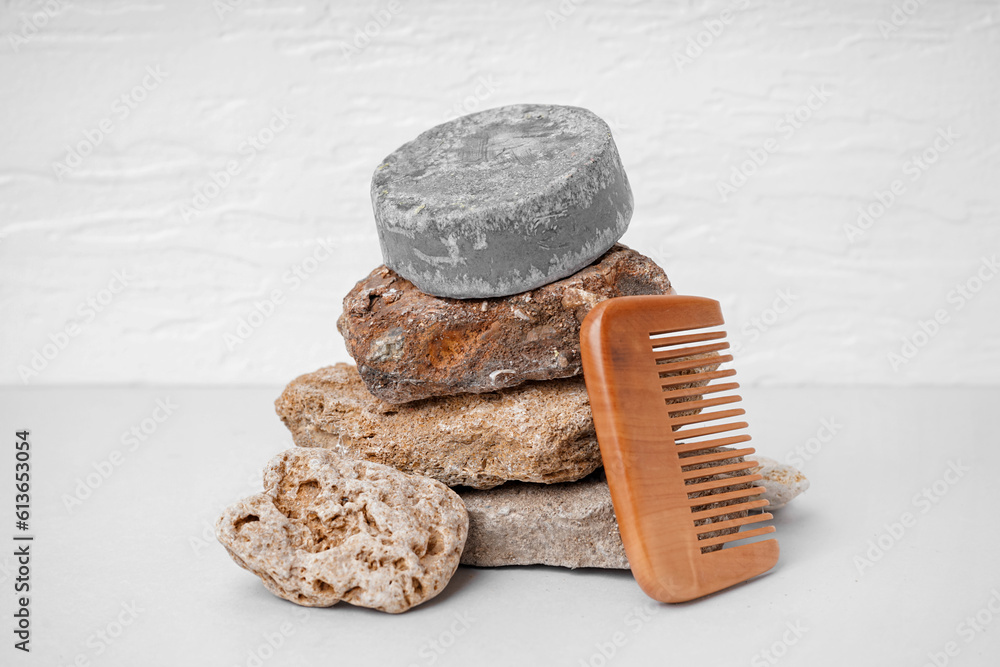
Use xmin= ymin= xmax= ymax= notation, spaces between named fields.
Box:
xmin=1 ymin=386 xmax=997 ymax=666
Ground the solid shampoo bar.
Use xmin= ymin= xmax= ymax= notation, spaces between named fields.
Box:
xmin=371 ymin=103 xmax=633 ymax=298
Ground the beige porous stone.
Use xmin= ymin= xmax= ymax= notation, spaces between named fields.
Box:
xmin=216 ymin=448 xmax=468 ymax=614
xmin=750 ymin=456 xmax=810 ymax=509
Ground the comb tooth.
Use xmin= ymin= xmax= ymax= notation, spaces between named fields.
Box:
xmin=691 ymin=497 xmax=771 ymax=519
xmin=649 ymin=329 xmax=727 ymax=347
xmin=697 ymin=525 xmax=776 ymax=548
xmin=661 ymin=368 xmax=736 ymax=388
xmin=670 ymin=408 xmax=746 ymax=427
xmin=673 ymin=421 xmax=748 ymax=441
xmin=666 ymin=394 xmax=741 ymax=414
xmin=695 ymin=512 xmax=773 ymax=536
xmin=685 ymin=473 xmax=763 ymax=494
xmin=675 ymin=434 xmax=752 ymax=454
xmin=663 ymin=381 xmax=741 ymax=400
xmin=658 ymin=354 xmax=734 ymax=375
xmin=653 ymin=341 xmax=730 ymax=361
xmin=688 ymin=486 xmax=765 ymax=507
xmin=680 ymin=447 xmax=756 ymax=467
xmin=682 ymin=460 xmax=758 ymax=481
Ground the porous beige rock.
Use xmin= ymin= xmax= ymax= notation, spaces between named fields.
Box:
xmin=459 ymin=457 xmax=809 ymax=569
xmin=337 ymin=244 xmax=674 ymax=404
xmin=216 ymin=448 xmax=468 ymax=614
xmin=275 ymin=361 xmax=719 ymax=490
xmin=750 ymin=456 xmax=810 ymax=509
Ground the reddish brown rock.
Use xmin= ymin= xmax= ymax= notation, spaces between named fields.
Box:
xmin=337 ymin=244 xmax=674 ymax=404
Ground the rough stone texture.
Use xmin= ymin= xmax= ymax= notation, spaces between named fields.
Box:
xmin=458 ymin=472 xmax=629 ymax=569
xmin=275 ymin=361 xmax=719 ymax=490
xmin=338 ymin=244 xmax=674 ymax=404
xmin=371 ymin=103 xmax=633 ymax=299
xmin=459 ymin=457 xmax=808 ymax=569
xmin=215 ymin=448 xmax=468 ymax=614
xmin=276 ymin=363 xmax=600 ymax=489
xmin=751 ymin=456 xmax=811 ymax=509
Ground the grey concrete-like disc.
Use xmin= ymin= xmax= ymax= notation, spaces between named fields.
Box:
xmin=370 ymin=103 xmax=633 ymax=298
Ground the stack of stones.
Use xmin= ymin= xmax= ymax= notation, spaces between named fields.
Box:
xmin=274 ymin=104 xmax=806 ymax=569
xmin=217 ymin=105 xmax=808 ymax=613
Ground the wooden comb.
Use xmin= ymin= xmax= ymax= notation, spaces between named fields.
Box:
xmin=580 ymin=294 xmax=778 ymax=603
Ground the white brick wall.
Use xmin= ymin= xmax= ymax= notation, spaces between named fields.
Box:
xmin=2 ymin=0 xmax=998 ymax=386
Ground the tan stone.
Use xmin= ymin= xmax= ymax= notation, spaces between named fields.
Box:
xmin=275 ymin=362 xmax=720 ymax=490
xmin=215 ymin=448 xmax=468 ymax=614
xmin=337 ymin=244 xmax=674 ymax=404
xmin=275 ymin=363 xmax=600 ymax=489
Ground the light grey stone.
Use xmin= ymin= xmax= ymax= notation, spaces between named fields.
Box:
xmin=371 ymin=103 xmax=633 ymax=299
xmin=456 ymin=470 xmax=748 ymax=569
xmin=458 ymin=473 xmax=629 ymax=569
xmin=458 ymin=458 xmax=809 ymax=569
